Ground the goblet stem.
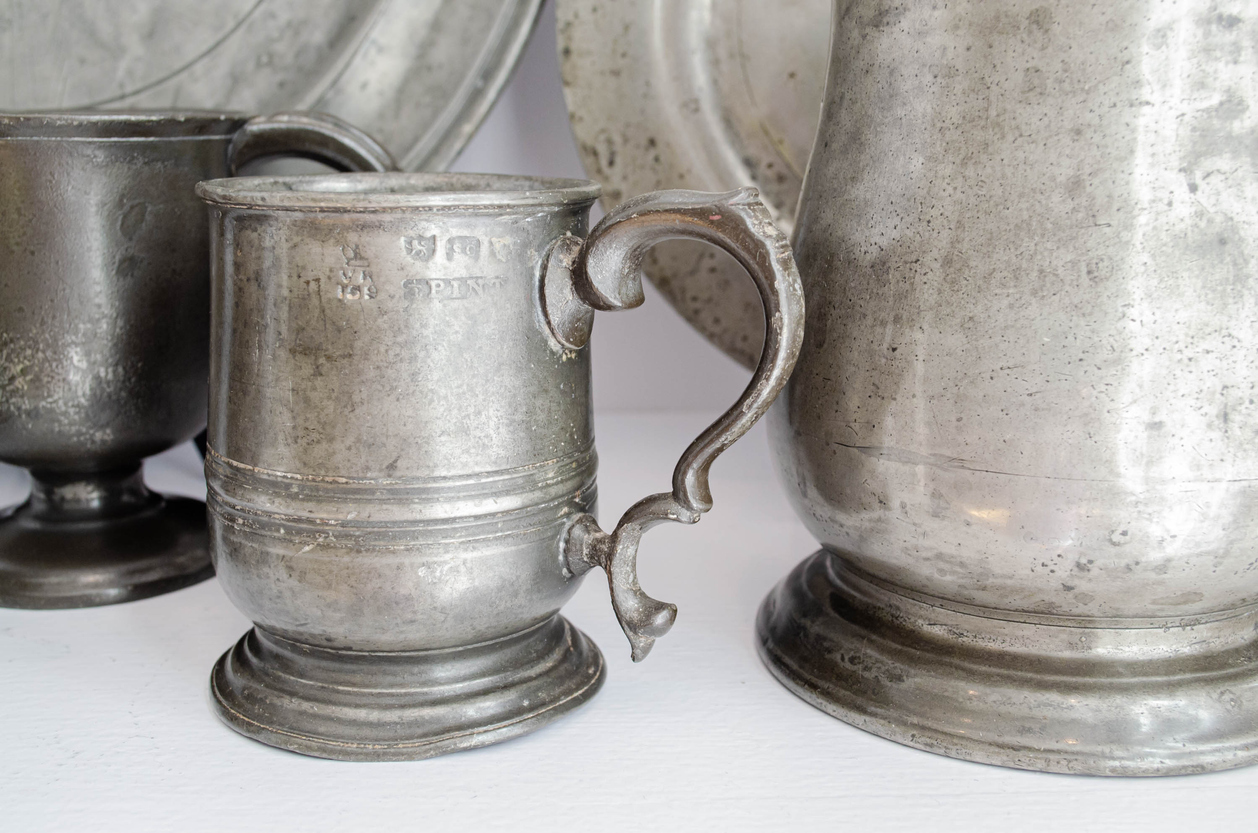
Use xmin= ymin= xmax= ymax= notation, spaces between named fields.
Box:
xmin=0 ymin=462 xmax=210 ymax=609
xmin=24 ymin=466 xmax=162 ymax=525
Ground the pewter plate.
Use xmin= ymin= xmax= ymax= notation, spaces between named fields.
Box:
xmin=0 ymin=0 xmax=541 ymax=171
xmin=557 ymin=0 xmax=830 ymax=366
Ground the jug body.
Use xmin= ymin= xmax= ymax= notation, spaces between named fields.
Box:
xmin=759 ymin=0 xmax=1258 ymax=775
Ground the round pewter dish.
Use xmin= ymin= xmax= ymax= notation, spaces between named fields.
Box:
xmin=557 ymin=0 xmax=830 ymax=366
xmin=0 ymin=0 xmax=542 ymax=171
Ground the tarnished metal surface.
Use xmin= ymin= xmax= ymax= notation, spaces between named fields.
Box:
xmin=0 ymin=0 xmax=542 ymax=171
xmin=558 ymin=0 xmax=830 ymax=367
xmin=759 ymin=0 xmax=1258 ymax=774
xmin=199 ymin=172 xmax=803 ymax=759
xmin=0 ymin=111 xmax=394 ymax=609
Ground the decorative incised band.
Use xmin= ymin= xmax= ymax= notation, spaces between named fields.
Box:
xmin=206 ymin=445 xmax=597 ymax=546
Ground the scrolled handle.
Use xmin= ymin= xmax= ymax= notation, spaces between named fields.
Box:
xmin=543 ymin=188 xmax=806 ymax=661
xmin=228 ymin=111 xmax=397 ymax=174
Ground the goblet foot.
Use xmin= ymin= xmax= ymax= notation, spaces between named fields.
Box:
xmin=757 ymin=550 xmax=1258 ymax=776
xmin=211 ymin=615 xmax=606 ymax=761
xmin=0 ymin=468 xmax=211 ymax=609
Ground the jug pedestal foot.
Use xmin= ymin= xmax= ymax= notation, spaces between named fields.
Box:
xmin=0 ymin=468 xmax=211 ymax=609
xmin=757 ymin=550 xmax=1258 ymax=776
xmin=211 ymin=615 xmax=605 ymax=761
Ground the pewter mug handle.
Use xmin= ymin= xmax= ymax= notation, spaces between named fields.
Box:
xmin=228 ymin=111 xmax=398 ymax=174
xmin=541 ymin=188 xmax=806 ymax=661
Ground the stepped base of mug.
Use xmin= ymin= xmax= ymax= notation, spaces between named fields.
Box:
xmin=0 ymin=491 xmax=212 ymax=609
xmin=211 ymin=615 xmax=605 ymax=761
xmin=757 ymin=549 xmax=1258 ymax=776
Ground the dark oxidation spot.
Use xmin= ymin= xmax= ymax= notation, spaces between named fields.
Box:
xmin=120 ymin=203 xmax=148 ymax=239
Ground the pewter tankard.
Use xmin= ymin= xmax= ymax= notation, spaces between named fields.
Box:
xmin=0 ymin=111 xmax=394 ymax=609
xmin=757 ymin=0 xmax=1258 ymax=774
xmin=199 ymin=172 xmax=803 ymax=760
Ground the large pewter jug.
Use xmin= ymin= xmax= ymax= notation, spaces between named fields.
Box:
xmin=199 ymin=173 xmax=803 ymax=760
xmin=757 ymin=0 xmax=1258 ymax=775
xmin=0 ymin=111 xmax=394 ymax=609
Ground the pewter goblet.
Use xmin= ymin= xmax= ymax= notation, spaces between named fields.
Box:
xmin=0 ymin=111 xmax=394 ymax=608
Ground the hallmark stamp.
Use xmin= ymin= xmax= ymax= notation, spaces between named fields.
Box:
xmin=489 ymin=237 xmax=512 ymax=262
xmin=336 ymin=244 xmax=376 ymax=300
xmin=446 ymin=236 xmax=482 ymax=262
xmin=401 ymin=233 xmax=513 ymax=265
xmin=402 ymin=235 xmax=437 ymax=261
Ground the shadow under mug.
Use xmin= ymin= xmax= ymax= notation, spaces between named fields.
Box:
xmin=0 ymin=110 xmax=395 ymax=609
xmin=197 ymin=172 xmax=804 ymax=760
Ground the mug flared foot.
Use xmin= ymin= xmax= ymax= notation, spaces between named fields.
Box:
xmin=210 ymin=615 xmax=606 ymax=761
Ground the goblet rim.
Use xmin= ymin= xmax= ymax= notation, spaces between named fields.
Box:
xmin=0 ymin=109 xmax=250 ymax=140
xmin=196 ymin=172 xmax=603 ymax=211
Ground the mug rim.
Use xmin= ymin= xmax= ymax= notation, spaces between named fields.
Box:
xmin=196 ymin=172 xmax=603 ymax=210
xmin=0 ymin=110 xmax=250 ymax=140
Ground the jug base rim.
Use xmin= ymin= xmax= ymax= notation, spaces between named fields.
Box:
xmin=757 ymin=550 xmax=1258 ymax=777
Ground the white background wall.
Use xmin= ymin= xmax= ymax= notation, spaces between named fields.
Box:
xmin=450 ymin=0 xmax=753 ymax=415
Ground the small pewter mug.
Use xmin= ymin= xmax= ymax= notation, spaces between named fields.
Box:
xmin=198 ymin=172 xmax=804 ymax=760
xmin=0 ymin=111 xmax=394 ymax=609
xmin=758 ymin=0 xmax=1258 ymax=775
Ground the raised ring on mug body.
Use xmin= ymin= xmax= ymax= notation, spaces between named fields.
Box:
xmin=204 ymin=445 xmax=598 ymax=545
xmin=207 ymin=488 xmax=595 ymax=547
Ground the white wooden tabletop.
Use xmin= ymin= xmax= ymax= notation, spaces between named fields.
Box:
xmin=1 ymin=413 xmax=1252 ymax=832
